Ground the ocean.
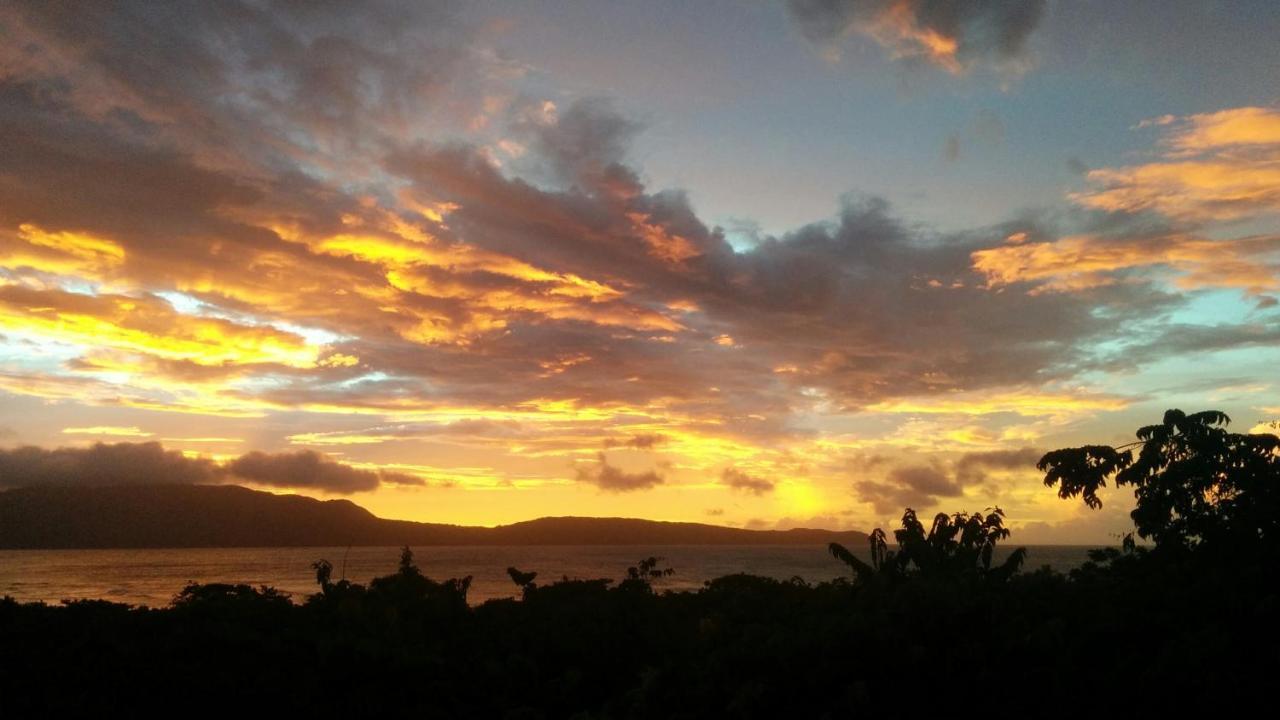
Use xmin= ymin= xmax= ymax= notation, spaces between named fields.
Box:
xmin=0 ymin=545 xmax=1100 ymax=607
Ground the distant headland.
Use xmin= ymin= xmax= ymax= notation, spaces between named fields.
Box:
xmin=0 ymin=484 xmax=867 ymax=549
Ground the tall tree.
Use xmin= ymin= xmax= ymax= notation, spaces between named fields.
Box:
xmin=1038 ymin=409 xmax=1280 ymax=551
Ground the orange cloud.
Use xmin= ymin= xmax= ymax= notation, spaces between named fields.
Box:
xmin=972 ymin=232 xmax=1280 ymax=295
xmin=1073 ymin=107 xmax=1280 ymax=222
xmin=0 ymin=223 xmax=125 ymax=282
xmin=866 ymin=0 xmax=962 ymax=73
xmin=627 ymin=212 xmax=702 ymax=264
xmin=1164 ymin=106 xmax=1280 ymax=152
xmin=787 ymin=0 xmax=1044 ymax=76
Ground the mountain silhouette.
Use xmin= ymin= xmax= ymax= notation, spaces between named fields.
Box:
xmin=0 ymin=484 xmax=867 ymax=548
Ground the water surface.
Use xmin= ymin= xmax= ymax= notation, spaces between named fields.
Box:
xmin=0 ymin=545 xmax=1098 ymax=607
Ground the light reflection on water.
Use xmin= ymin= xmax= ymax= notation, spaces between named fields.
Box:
xmin=0 ymin=545 xmax=1099 ymax=607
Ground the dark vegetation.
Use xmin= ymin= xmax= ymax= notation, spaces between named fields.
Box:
xmin=1 ymin=410 xmax=1277 ymax=716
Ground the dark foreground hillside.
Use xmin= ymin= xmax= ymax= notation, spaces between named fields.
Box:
xmin=1 ymin=545 xmax=1277 ymax=717
xmin=3 ymin=411 xmax=1277 ymax=716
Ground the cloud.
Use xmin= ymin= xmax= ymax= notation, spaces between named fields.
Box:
xmin=866 ymin=388 xmax=1132 ymax=418
xmin=0 ymin=441 xmax=420 ymax=493
xmin=287 ymin=419 xmax=526 ymax=446
xmin=721 ymin=467 xmax=775 ymax=495
xmin=512 ymin=97 xmax=643 ymax=196
xmin=953 ymin=447 xmax=1043 ymax=485
xmin=972 ymin=230 xmax=1280 ymax=295
xmin=575 ymin=452 xmax=664 ymax=492
xmin=1072 ymin=107 xmax=1280 ymax=222
xmin=1249 ymin=420 xmax=1280 ymax=436
xmin=0 ymin=0 xmax=1226 ymax=436
xmin=855 ymin=464 xmax=962 ymax=514
xmin=1014 ymin=501 xmax=1137 ymax=545
xmin=603 ymin=433 xmax=666 ymax=450
xmin=855 ymin=447 xmax=1041 ymax=514
xmin=226 ymin=450 xmax=422 ymax=494
xmin=786 ymin=0 xmax=1046 ymax=75
xmin=0 ymin=442 xmax=219 ymax=488
xmin=62 ymin=426 xmax=154 ymax=438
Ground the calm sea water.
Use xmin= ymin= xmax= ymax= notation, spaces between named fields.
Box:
xmin=0 ymin=545 xmax=1098 ymax=607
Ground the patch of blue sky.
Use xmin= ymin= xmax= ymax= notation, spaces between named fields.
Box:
xmin=1095 ymin=344 xmax=1280 ymax=403
xmin=0 ymin=268 xmax=101 ymax=297
xmin=272 ymin=322 xmax=347 ymax=346
xmin=340 ymin=371 xmax=393 ymax=388
xmin=54 ymin=278 xmax=100 ymax=296
xmin=0 ymin=333 xmax=82 ymax=372
xmin=156 ymin=291 xmax=205 ymax=315
xmin=157 ymin=291 xmax=349 ymax=346
xmin=1166 ymin=289 xmax=1264 ymax=326
xmin=230 ymin=374 xmax=294 ymax=393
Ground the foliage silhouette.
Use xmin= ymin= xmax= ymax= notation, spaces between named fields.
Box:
xmin=1039 ymin=409 xmax=1280 ymax=552
xmin=506 ymin=566 xmax=538 ymax=589
xmin=621 ymin=555 xmax=675 ymax=591
xmin=829 ymin=507 xmax=1026 ymax=582
xmin=3 ymin=532 xmax=1277 ymax=715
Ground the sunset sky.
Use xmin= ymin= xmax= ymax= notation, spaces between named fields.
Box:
xmin=2 ymin=0 xmax=1278 ymax=542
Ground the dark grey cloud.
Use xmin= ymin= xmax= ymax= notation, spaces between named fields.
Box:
xmin=954 ymin=447 xmax=1043 ymax=485
xmin=226 ymin=450 xmax=422 ymax=494
xmin=513 ymin=97 xmax=644 ymax=196
xmin=0 ymin=442 xmax=419 ymax=494
xmin=787 ymin=0 xmax=1047 ymax=74
xmin=855 ymin=448 xmax=1041 ymax=514
xmin=721 ymin=467 xmax=775 ymax=495
xmin=1 ymin=0 xmax=477 ymax=165
xmin=0 ymin=442 xmax=219 ymax=488
xmin=855 ymin=464 xmax=963 ymax=514
xmin=575 ymin=452 xmax=664 ymax=492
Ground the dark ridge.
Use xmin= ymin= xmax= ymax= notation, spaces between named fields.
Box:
xmin=0 ymin=484 xmax=867 ymax=549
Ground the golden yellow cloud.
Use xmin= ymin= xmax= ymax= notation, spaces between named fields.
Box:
xmin=972 ymin=232 xmax=1280 ymax=294
xmin=1073 ymin=107 xmax=1280 ymax=222
xmin=0 ymin=285 xmax=335 ymax=369
xmin=0 ymin=224 xmax=125 ymax=282
xmin=62 ymin=426 xmax=153 ymax=437
xmin=866 ymin=387 xmax=1130 ymax=417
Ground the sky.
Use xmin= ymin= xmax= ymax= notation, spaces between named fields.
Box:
xmin=1 ymin=0 xmax=1278 ymax=543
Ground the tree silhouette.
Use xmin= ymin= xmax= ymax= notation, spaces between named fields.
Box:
xmin=830 ymin=508 xmax=1026 ymax=581
xmin=506 ymin=566 xmax=538 ymax=599
xmin=312 ymin=558 xmax=333 ymax=589
xmin=1038 ymin=409 xmax=1280 ymax=551
xmin=620 ymin=556 xmax=674 ymax=591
